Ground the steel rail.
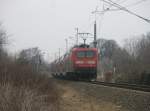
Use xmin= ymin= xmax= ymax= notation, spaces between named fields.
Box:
xmin=89 ymin=81 xmax=150 ymax=92
xmin=52 ymin=76 xmax=150 ymax=92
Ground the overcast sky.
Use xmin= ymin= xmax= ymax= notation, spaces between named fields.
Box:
xmin=0 ymin=0 xmax=150 ymax=61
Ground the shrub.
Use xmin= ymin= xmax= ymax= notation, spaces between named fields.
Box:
xmin=0 ymin=57 xmax=59 ymax=111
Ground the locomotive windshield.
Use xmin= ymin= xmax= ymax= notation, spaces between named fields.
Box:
xmin=76 ymin=51 xmax=95 ymax=58
xmin=86 ymin=51 xmax=95 ymax=57
xmin=76 ymin=51 xmax=85 ymax=58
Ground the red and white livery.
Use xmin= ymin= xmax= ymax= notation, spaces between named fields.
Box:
xmin=50 ymin=44 xmax=99 ymax=80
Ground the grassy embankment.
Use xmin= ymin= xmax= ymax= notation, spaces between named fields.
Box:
xmin=0 ymin=57 xmax=59 ymax=111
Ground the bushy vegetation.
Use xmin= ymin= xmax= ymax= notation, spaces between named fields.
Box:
xmin=97 ymin=33 xmax=150 ymax=84
xmin=0 ymin=25 xmax=59 ymax=111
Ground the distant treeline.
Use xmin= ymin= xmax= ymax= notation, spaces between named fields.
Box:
xmin=95 ymin=33 xmax=150 ymax=85
xmin=0 ymin=24 xmax=59 ymax=111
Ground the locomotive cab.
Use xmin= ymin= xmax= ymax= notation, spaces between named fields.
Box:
xmin=71 ymin=45 xmax=98 ymax=80
xmin=74 ymin=49 xmax=97 ymax=68
xmin=51 ymin=44 xmax=98 ymax=81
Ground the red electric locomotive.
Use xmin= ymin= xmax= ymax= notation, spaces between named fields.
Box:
xmin=51 ymin=44 xmax=98 ymax=80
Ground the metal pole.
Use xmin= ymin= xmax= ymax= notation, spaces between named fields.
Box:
xmin=83 ymin=38 xmax=86 ymax=45
xmin=94 ymin=20 xmax=97 ymax=48
xmin=59 ymin=48 xmax=60 ymax=61
xmin=75 ymin=28 xmax=78 ymax=45
xmin=65 ymin=39 xmax=68 ymax=53
xmin=36 ymin=54 xmax=39 ymax=72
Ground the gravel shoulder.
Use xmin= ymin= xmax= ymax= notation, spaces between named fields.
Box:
xmin=53 ymin=79 xmax=150 ymax=111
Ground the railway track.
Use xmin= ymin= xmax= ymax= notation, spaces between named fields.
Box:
xmin=53 ymin=76 xmax=150 ymax=92
xmin=88 ymin=81 xmax=150 ymax=92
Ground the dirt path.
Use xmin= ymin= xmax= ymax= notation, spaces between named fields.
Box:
xmin=55 ymin=80 xmax=128 ymax=111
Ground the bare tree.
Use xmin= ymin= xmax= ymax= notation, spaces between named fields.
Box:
xmin=0 ymin=24 xmax=7 ymax=59
xmin=17 ymin=47 xmax=44 ymax=72
xmin=119 ymin=32 xmax=150 ymax=83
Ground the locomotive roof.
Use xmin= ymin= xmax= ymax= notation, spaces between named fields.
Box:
xmin=51 ymin=44 xmax=98 ymax=63
xmin=71 ymin=44 xmax=97 ymax=51
xmin=72 ymin=47 xmax=97 ymax=51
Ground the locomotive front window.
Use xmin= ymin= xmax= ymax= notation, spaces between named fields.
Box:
xmin=86 ymin=51 xmax=95 ymax=57
xmin=76 ymin=51 xmax=95 ymax=58
xmin=77 ymin=51 xmax=85 ymax=58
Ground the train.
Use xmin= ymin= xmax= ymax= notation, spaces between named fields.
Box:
xmin=50 ymin=44 xmax=99 ymax=81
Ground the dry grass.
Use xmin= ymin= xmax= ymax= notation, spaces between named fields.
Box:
xmin=0 ymin=83 xmax=59 ymax=111
xmin=0 ymin=58 xmax=59 ymax=111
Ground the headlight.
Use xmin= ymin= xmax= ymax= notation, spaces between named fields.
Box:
xmin=75 ymin=61 xmax=84 ymax=64
xmin=87 ymin=61 xmax=95 ymax=64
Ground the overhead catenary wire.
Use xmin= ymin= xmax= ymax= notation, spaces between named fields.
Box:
xmin=125 ymin=0 xmax=149 ymax=7
xmin=93 ymin=0 xmax=127 ymax=14
xmin=106 ymin=0 xmax=127 ymax=9
xmin=100 ymin=0 xmax=150 ymax=24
